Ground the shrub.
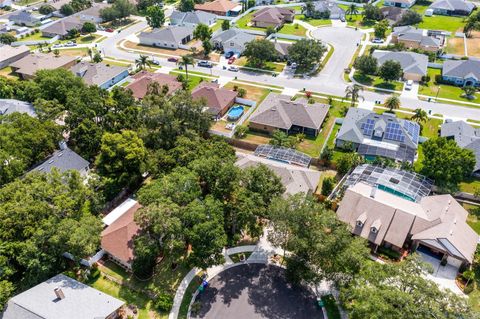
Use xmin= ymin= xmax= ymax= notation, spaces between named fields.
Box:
xmin=155 ymin=293 xmax=174 ymax=312
xmin=237 ymin=88 xmax=246 ymax=97
xmin=321 ymin=177 xmax=336 ymax=196
xmin=234 ymin=125 xmax=248 ymax=138
xmin=191 ymin=301 xmax=202 ymax=315
xmin=233 ymin=85 xmax=238 ymax=91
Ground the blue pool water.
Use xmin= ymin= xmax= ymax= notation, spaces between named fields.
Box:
xmin=227 ymin=105 xmax=244 ymax=121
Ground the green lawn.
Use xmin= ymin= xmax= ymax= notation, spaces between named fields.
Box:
xmin=460 ymin=177 xmax=480 ymax=194
xmin=78 ymin=34 xmax=101 ymax=44
xmin=210 ymin=20 xmax=225 ymax=32
xmin=417 ymin=15 xmax=466 ymax=33
xmin=170 ymin=71 xmax=207 ymax=90
xmin=277 ymin=23 xmax=307 ymax=36
xmin=411 ymin=0 xmax=432 ymax=14
xmin=419 ymin=68 xmax=480 ymax=105
xmin=353 ymin=72 xmax=404 ymax=91
xmin=234 ymin=11 xmax=265 ymax=31
xmin=297 ymin=14 xmax=332 ymax=26
xmin=327 ymin=123 xmax=341 ymax=148
xmin=20 ymin=32 xmax=51 ymax=42
xmin=179 ymin=273 xmax=203 ymax=319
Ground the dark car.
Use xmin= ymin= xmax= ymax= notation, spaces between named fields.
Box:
xmin=198 ymin=60 xmax=213 ymax=68
xmin=167 ymin=57 xmax=178 ymax=63
xmin=225 ymin=51 xmax=234 ymax=59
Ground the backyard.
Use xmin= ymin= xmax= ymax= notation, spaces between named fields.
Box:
xmin=353 ymin=72 xmax=404 ymax=91
xmin=169 ymin=71 xmax=207 ymax=90
xmin=411 ymin=0 xmax=466 ymax=32
xmin=297 ymin=14 xmax=331 ymax=27
xmin=234 ymin=11 xmax=265 ymax=31
xmin=277 ymin=23 xmax=307 ymax=36
xmin=234 ymin=57 xmax=286 ymax=72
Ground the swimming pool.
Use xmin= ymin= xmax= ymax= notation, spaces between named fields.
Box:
xmin=227 ymin=105 xmax=244 ymax=121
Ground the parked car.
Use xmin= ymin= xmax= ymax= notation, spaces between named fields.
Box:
xmin=64 ymin=42 xmax=76 ymax=47
xmin=228 ymin=65 xmax=239 ymax=72
xmin=405 ymin=80 xmax=413 ymax=90
xmin=105 ymin=28 xmax=114 ymax=33
xmin=198 ymin=60 xmax=213 ymax=68
xmin=52 ymin=43 xmax=63 ymax=48
xmin=290 ymin=62 xmax=297 ymax=69
xmin=340 ymin=16 xmax=345 ymax=22
xmin=167 ymin=57 xmax=178 ymax=63
xmin=151 ymin=59 xmax=160 ymax=65
xmin=225 ymin=51 xmax=234 ymax=59
xmin=372 ymin=38 xmax=384 ymax=44
xmin=228 ymin=57 xmax=236 ymax=64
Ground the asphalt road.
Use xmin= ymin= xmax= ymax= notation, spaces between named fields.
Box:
xmin=191 ymin=264 xmax=324 ymax=319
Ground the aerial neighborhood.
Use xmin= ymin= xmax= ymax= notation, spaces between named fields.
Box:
xmin=2 ymin=0 xmax=480 ymax=317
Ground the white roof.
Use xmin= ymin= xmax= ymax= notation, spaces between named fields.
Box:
xmin=102 ymin=197 xmax=138 ymax=226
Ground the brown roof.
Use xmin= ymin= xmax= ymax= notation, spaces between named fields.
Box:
xmin=191 ymin=82 xmax=237 ymax=115
xmin=101 ymin=202 xmax=141 ymax=266
xmin=252 ymin=7 xmax=295 ymax=24
xmin=10 ymin=53 xmax=77 ymax=77
xmin=194 ymin=0 xmax=239 ymax=13
xmin=126 ymin=71 xmax=182 ymax=99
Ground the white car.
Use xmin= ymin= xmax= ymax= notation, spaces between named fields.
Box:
xmin=290 ymin=62 xmax=297 ymax=69
xmin=405 ymin=80 xmax=413 ymax=90
xmin=52 ymin=43 xmax=63 ymax=48
xmin=226 ymin=123 xmax=235 ymax=130
xmin=372 ymin=38 xmax=384 ymax=44
xmin=228 ymin=66 xmax=239 ymax=72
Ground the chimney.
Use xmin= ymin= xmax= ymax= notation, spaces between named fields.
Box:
xmin=54 ymin=287 xmax=65 ymax=300
xmin=370 ymin=186 xmax=377 ymax=198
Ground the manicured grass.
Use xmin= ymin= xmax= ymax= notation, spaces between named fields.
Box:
xmin=277 ymin=23 xmax=307 ymax=36
xmin=0 ymin=66 xmax=19 ymax=80
xmin=170 ymin=71 xmax=207 ymax=90
xmin=353 ymin=72 xmax=404 ymax=91
xmin=229 ymin=252 xmax=252 ymax=263
xmin=178 ymin=273 xmax=203 ymax=319
xmin=373 ymin=107 xmax=441 ymax=138
xmin=459 ymin=177 xmax=480 ymax=194
xmin=297 ymin=14 xmax=332 ymax=26
xmin=326 ymin=123 xmax=341 ymax=148
xmin=78 ymin=34 xmax=101 ymax=44
xmin=103 ymin=59 xmax=132 ymax=67
xmin=234 ymin=11 xmax=265 ymax=31
xmin=411 ymin=0 xmax=431 ymax=14
xmin=417 ymin=15 xmax=466 ymax=33
xmin=317 ymin=170 xmax=337 ymax=195
xmin=210 ymin=20 xmax=225 ymax=32
xmin=20 ymin=32 xmax=51 ymax=42
xmin=419 ymin=68 xmax=480 ymax=105
xmin=223 ymin=82 xmax=272 ymax=103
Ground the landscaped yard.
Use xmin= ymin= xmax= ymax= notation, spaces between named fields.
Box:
xmin=411 ymin=0 xmax=466 ymax=32
xmin=169 ymin=71 xmax=205 ymax=90
xmin=297 ymin=14 xmax=331 ymax=27
xmin=234 ymin=57 xmax=285 ymax=72
xmin=418 ymin=68 xmax=480 ymax=105
xmin=277 ymin=23 xmax=307 ymax=36
xmin=223 ymin=82 xmax=273 ymax=103
xmin=465 ymin=204 xmax=480 ymax=235
xmin=58 ymin=47 xmax=89 ymax=58
xmin=20 ymin=32 xmax=51 ymax=42
xmin=234 ymin=11 xmax=265 ymax=31
xmin=78 ymin=34 xmax=102 ymax=44
xmin=210 ymin=20 xmax=225 ymax=32
xmin=353 ymin=72 xmax=404 ymax=91
xmin=459 ymin=177 xmax=480 ymax=194
xmin=0 ymin=66 xmax=20 ymax=80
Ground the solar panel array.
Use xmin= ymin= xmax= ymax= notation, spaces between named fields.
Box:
xmin=361 ymin=119 xmax=375 ymax=136
xmin=384 ymin=122 xmax=406 ymax=142
xmin=403 ymin=120 xmax=420 ymax=144
xmin=254 ymin=144 xmax=311 ymax=167
xmin=344 ymin=164 xmax=434 ymax=202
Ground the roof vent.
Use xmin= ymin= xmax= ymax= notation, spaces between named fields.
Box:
xmin=370 ymin=187 xmax=377 ymax=198
xmin=54 ymin=287 xmax=65 ymax=300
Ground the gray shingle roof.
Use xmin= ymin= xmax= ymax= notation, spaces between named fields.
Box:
xmin=249 ymin=93 xmax=329 ymax=131
xmin=372 ymin=50 xmax=428 ymax=76
xmin=211 ymin=28 xmax=255 ymax=47
xmin=429 ymin=0 xmax=475 ymax=12
xmin=441 ymin=120 xmax=480 ymax=172
xmin=170 ymin=10 xmax=216 ymax=26
xmin=70 ymin=61 xmax=128 ymax=86
xmin=30 ymin=147 xmax=90 ymax=175
xmin=9 ymin=11 xmax=39 ymax=24
xmin=442 ymin=59 xmax=480 ymax=80
xmin=392 ymin=26 xmax=441 ymax=47
xmin=139 ymin=26 xmax=194 ymax=44
xmin=42 ymin=16 xmax=83 ymax=36
xmin=0 ymin=99 xmax=36 ymax=117
xmin=1 ymin=274 xmax=124 ymax=319
xmin=312 ymin=1 xmax=344 ymax=15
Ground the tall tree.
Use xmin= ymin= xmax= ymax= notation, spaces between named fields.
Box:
xmin=383 ymin=95 xmax=400 ymax=112
xmin=193 ymin=23 xmax=212 ymax=41
xmin=378 ymin=60 xmax=403 ymax=82
xmin=411 ymin=108 xmax=427 ymax=123
xmin=244 ymin=39 xmax=276 ymax=68
xmin=221 ymin=19 xmax=230 ymax=30
xmin=374 ymin=19 xmax=389 ymax=39
xmin=287 ymin=38 xmax=327 ymax=73
xmin=136 ymin=54 xmax=151 ymax=70
xmin=396 ymin=10 xmax=422 ymax=26
xmin=179 ymin=0 xmax=194 ymax=12
xmin=145 ymin=5 xmax=165 ymax=28
xmin=346 ymin=3 xmax=359 ymax=18
xmin=344 ymin=84 xmax=364 ymax=107
xmin=178 ymin=55 xmax=194 ymax=81
xmin=353 ymin=55 xmax=377 ymax=75
xmin=362 ymin=4 xmax=382 ymax=21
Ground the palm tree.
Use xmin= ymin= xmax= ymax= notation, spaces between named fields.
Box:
xmin=344 ymin=84 xmax=364 ymax=107
xmin=179 ymin=55 xmax=194 ymax=81
xmin=346 ymin=4 xmax=359 ymax=19
xmin=135 ymin=55 xmax=151 ymax=71
xmin=411 ymin=108 xmax=428 ymax=123
xmin=462 ymin=85 xmax=476 ymax=99
xmin=384 ymin=95 xmax=400 ymax=113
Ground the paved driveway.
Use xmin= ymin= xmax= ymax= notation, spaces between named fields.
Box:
xmin=310 ymin=27 xmax=363 ymax=86
xmin=191 ymin=264 xmax=323 ymax=319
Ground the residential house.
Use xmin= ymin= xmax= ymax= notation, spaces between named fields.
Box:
xmin=251 ymin=7 xmax=295 ymax=28
xmin=441 ymin=120 xmax=480 ymax=176
xmin=391 ymin=26 xmax=443 ymax=52
xmin=273 ymin=40 xmax=292 ymax=61
xmin=0 ymin=99 xmax=36 ymax=117
xmin=41 ymin=16 xmax=83 ymax=38
xmin=211 ymin=28 xmax=255 ymax=56
xmin=0 ymin=45 xmax=30 ymax=69
xmin=126 ymin=71 xmax=183 ymax=99
xmin=0 ymin=0 xmax=12 ymax=8
xmin=138 ymin=26 xmax=194 ymax=49
xmin=371 ymin=50 xmax=428 ymax=81
xmin=77 ymin=2 xmax=109 ymax=23
xmin=70 ymin=61 xmax=129 ymax=89
xmin=429 ymin=0 xmax=475 ymax=16
xmin=442 ymin=59 xmax=480 ymax=87
xmin=170 ymin=10 xmax=217 ymax=28
xmin=29 ymin=145 xmax=90 ymax=176
xmin=194 ymin=0 xmax=242 ymax=16
xmin=10 ymin=53 xmax=77 ymax=79
xmin=9 ymin=10 xmax=41 ymax=27
xmin=191 ymin=82 xmax=237 ymax=117
xmin=248 ymin=93 xmax=329 ymax=137
xmin=236 ymin=152 xmax=321 ymax=195
xmin=380 ymin=6 xmax=406 ymax=25
xmin=1 ymin=274 xmax=125 ymax=319
xmin=335 ymin=108 xmax=420 ymax=163
xmin=101 ymin=199 xmax=142 ymax=270
xmin=337 ymin=178 xmax=478 ymax=269
xmin=384 ymin=0 xmax=416 ymax=8
xmin=305 ymin=1 xmax=345 ymax=19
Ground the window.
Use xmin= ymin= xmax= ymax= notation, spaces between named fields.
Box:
xmin=230 ymin=42 xmax=234 ymax=46
xmin=356 ymin=220 xmax=364 ymax=227
xmin=371 ymin=227 xmax=378 ymax=234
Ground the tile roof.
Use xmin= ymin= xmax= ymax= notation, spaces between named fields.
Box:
xmin=429 ymin=0 xmax=475 ymax=12
xmin=30 ymin=147 xmax=90 ymax=175
xmin=337 ymin=181 xmax=478 ymax=263
xmin=251 ymin=7 xmax=295 ymax=24
xmin=1 ymin=274 xmax=124 ymax=319
xmin=9 ymin=53 xmax=77 ymax=77
xmin=0 ymin=99 xmax=36 ymax=117
xmin=126 ymin=71 xmax=182 ymax=99
xmin=442 ymin=59 xmax=480 ymax=80
xmin=70 ymin=61 xmax=128 ymax=87
xmin=235 ymin=152 xmax=321 ymax=195
xmin=441 ymin=120 xmax=480 ymax=172
xmin=139 ymin=25 xmax=194 ymax=44
xmin=194 ymin=0 xmax=239 ymax=13
xmin=249 ymin=93 xmax=329 ymax=131
xmin=101 ymin=201 xmax=142 ymax=266
xmin=191 ymin=82 xmax=237 ymax=115
xmin=372 ymin=50 xmax=428 ymax=76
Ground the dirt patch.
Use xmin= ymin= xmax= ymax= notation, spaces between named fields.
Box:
xmin=466 ymin=31 xmax=480 ymax=58
xmin=212 ymin=120 xmax=233 ymax=133
xmin=447 ymin=36 xmax=465 ymax=56
xmin=58 ymin=48 xmax=89 ymax=58
xmin=223 ymin=82 xmax=270 ymax=103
